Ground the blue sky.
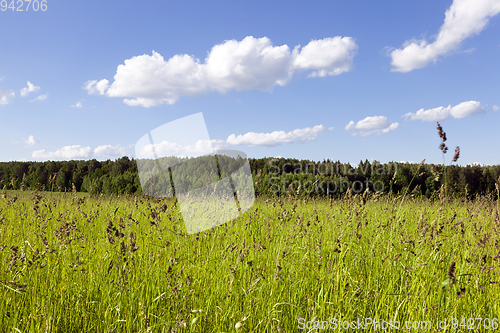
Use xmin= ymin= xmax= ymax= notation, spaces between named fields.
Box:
xmin=1 ymin=0 xmax=499 ymax=166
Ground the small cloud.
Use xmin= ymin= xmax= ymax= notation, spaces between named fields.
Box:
xmin=460 ymin=48 xmax=476 ymax=54
xmin=26 ymin=135 xmax=39 ymax=147
xmin=468 ymin=162 xmax=488 ymax=167
xmin=210 ymin=139 xmax=230 ymax=151
xmin=404 ymin=100 xmax=485 ymax=121
xmin=84 ymin=79 xmax=109 ymax=95
xmin=20 ymin=81 xmax=40 ymax=97
xmin=0 ymin=87 xmax=15 ymax=105
xmin=493 ymin=105 xmax=499 ymax=112
xmin=30 ymin=94 xmax=48 ymax=102
xmin=138 ymin=140 xmax=217 ymax=158
xmin=345 ymin=116 xmax=398 ymax=136
xmin=32 ymin=145 xmax=92 ymax=160
xmin=226 ymin=125 xmax=329 ymax=147
xmin=71 ymin=101 xmax=83 ymax=108
xmin=93 ymin=145 xmax=127 ymax=158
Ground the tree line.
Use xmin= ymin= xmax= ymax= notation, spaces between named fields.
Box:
xmin=0 ymin=156 xmax=499 ymax=199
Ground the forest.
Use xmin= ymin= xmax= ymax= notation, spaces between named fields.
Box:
xmin=0 ymin=156 xmax=499 ymax=199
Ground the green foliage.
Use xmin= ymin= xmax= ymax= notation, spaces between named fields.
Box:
xmin=0 ymin=158 xmax=499 ymax=200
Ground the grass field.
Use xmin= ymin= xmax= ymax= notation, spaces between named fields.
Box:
xmin=1 ymin=189 xmax=499 ymax=332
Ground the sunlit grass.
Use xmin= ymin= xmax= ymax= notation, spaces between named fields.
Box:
xmin=1 ymin=190 xmax=499 ymax=332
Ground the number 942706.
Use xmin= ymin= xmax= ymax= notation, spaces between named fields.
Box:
xmin=1 ymin=0 xmax=47 ymax=11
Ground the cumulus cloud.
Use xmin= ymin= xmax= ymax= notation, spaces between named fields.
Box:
xmin=32 ymin=145 xmax=92 ymax=160
xmin=94 ymin=145 xmax=127 ymax=158
xmin=20 ymin=81 xmax=40 ymax=97
xmin=345 ymin=116 xmax=399 ymax=136
xmin=0 ymin=87 xmax=15 ymax=105
xmin=30 ymin=94 xmax=48 ymax=102
xmin=85 ymin=36 xmax=358 ymax=107
xmin=404 ymin=100 xmax=485 ymax=121
xmin=26 ymin=135 xmax=39 ymax=147
xmin=292 ymin=37 xmax=357 ymax=77
xmin=390 ymin=0 xmax=500 ymax=72
xmin=227 ymin=125 xmax=329 ymax=146
xmin=71 ymin=101 xmax=83 ymax=108
xmin=493 ymin=105 xmax=499 ymax=112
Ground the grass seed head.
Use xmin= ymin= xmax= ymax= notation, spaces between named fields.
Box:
xmin=448 ymin=261 xmax=456 ymax=284
xmin=437 ymin=122 xmax=446 ymax=141
xmin=437 ymin=122 xmax=449 ymax=153
xmin=452 ymin=146 xmax=460 ymax=162
xmin=417 ymin=159 xmax=426 ymax=171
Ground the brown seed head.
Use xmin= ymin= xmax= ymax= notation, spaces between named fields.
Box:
xmin=417 ymin=159 xmax=426 ymax=170
xmin=437 ymin=122 xmax=443 ymax=134
xmin=448 ymin=261 xmax=456 ymax=284
xmin=452 ymin=146 xmax=460 ymax=162
xmin=437 ymin=122 xmax=447 ymax=141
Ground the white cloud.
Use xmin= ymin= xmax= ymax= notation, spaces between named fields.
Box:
xmin=30 ymin=94 xmax=48 ymax=102
xmin=226 ymin=125 xmax=329 ymax=146
xmin=94 ymin=145 xmax=127 ymax=158
xmin=71 ymin=101 xmax=83 ymax=108
xmin=390 ymin=0 xmax=500 ymax=72
xmin=345 ymin=116 xmax=399 ymax=136
xmin=493 ymin=105 xmax=500 ymax=112
xmin=210 ymin=139 xmax=230 ymax=151
xmin=404 ymin=100 xmax=485 ymax=121
xmin=202 ymin=37 xmax=291 ymax=92
xmin=138 ymin=139 xmax=218 ymax=158
xmin=26 ymin=135 xmax=38 ymax=147
xmin=292 ymin=37 xmax=357 ymax=77
xmin=137 ymin=125 xmax=330 ymax=159
xmin=84 ymin=79 xmax=109 ymax=95
xmin=32 ymin=145 xmax=92 ymax=160
xmin=20 ymin=81 xmax=40 ymax=97
xmin=0 ymin=87 xmax=15 ymax=105
xmin=86 ymin=36 xmax=358 ymax=107
xmin=468 ymin=162 xmax=488 ymax=167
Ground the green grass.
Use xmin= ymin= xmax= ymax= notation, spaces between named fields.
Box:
xmin=1 ymin=189 xmax=499 ymax=332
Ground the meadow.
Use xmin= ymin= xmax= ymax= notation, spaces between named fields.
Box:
xmin=1 ymin=188 xmax=499 ymax=332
